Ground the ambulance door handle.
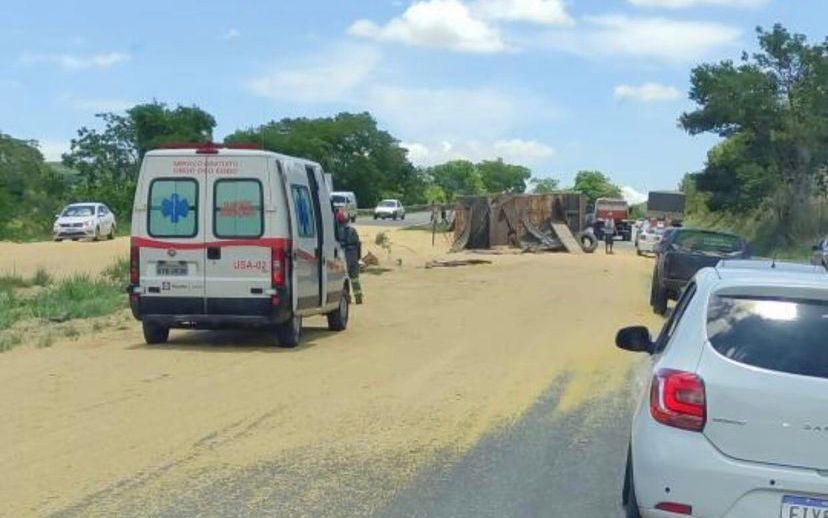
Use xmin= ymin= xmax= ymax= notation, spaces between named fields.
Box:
xmin=207 ymin=247 xmax=221 ymax=260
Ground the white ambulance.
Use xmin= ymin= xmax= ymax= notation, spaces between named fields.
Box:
xmin=127 ymin=144 xmax=351 ymax=347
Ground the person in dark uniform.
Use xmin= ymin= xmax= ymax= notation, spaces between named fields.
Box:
xmin=336 ymin=210 xmax=363 ymax=304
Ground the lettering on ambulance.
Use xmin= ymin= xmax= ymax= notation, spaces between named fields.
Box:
xmin=172 ymin=160 xmax=240 ymax=175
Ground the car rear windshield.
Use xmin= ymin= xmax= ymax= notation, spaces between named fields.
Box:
xmin=674 ymin=230 xmax=742 ymax=254
xmin=708 ymin=295 xmax=828 ymax=379
xmin=62 ymin=205 xmax=95 ymax=217
xmin=148 ymin=179 xmax=198 ymax=238
xmin=331 ymin=195 xmax=347 ymax=204
xmin=379 ymin=201 xmax=396 ymax=207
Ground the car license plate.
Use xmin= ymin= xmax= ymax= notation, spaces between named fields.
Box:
xmin=156 ymin=262 xmax=188 ymax=276
xmin=781 ymin=495 xmax=828 ymax=518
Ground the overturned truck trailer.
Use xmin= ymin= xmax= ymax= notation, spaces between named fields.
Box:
xmin=452 ymin=192 xmax=592 ymax=253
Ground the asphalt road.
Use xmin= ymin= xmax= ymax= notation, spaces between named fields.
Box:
xmin=356 ymin=211 xmax=432 ymax=227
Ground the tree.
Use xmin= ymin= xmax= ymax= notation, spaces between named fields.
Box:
xmin=426 ymin=160 xmax=484 ymax=199
xmin=0 ymin=133 xmax=65 ymax=239
xmin=530 ymin=177 xmax=560 ymax=194
xmin=680 ymin=24 xmax=828 ymax=241
xmin=63 ymin=102 xmax=216 ymax=218
xmin=477 ymin=158 xmax=531 ymax=193
xmin=571 ymin=170 xmax=622 ymax=205
xmin=225 ymin=112 xmax=420 ymax=207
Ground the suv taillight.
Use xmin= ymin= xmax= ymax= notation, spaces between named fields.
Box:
xmin=130 ymin=246 xmax=139 ymax=284
xmin=650 ymin=369 xmax=706 ymax=432
xmin=272 ymin=247 xmax=287 ymax=286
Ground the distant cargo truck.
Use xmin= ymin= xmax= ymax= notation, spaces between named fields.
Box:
xmin=593 ymin=197 xmax=633 ymax=241
xmin=646 ymin=191 xmax=685 ymax=223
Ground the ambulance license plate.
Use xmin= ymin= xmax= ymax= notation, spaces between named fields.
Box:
xmin=156 ymin=262 xmax=188 ymax=276
xmin=781 ymin=495 xmax=828 ymax=518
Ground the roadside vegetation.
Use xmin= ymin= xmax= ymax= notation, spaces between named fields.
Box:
xmin=679 ymin=25 xmax=828 ymax=256
xmin=0 ymin=258 xmax=128 ymax=352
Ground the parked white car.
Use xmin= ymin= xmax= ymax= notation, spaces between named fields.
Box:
xmin=635 ymin=221 xmax=666 ymax=255
xmin=617 ymin=259 xmax=828 ymax=518
xmin=373 ymin=199 xmax=405 ymax=220
xmin=54 ymin=202 xmax=117 ymax=241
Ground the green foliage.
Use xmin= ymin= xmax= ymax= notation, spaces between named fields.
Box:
xmin=572 ymin=170 xmax=622 ymax=205
xmin=477 ymin=159 xmax=531 ymax=193
xmin=29 ymin=275 xmax=125 ymax=322
xmin=426 ymin=160 xmax=484 ymax=199
xmin=0 ymin=133 xmax=66 ymax=240
xmin=630 ymin=203 xmax=647 ymax=220
xmin=423 ymin=184 xmax=448 ymax=204
xmin=226 ymin=113 xmax=421 ymax=207
xmin=530 ymin=177 xmax=560 ymax=194
xmin=64 ymin=101 xmax=216 ymax=221
xmin=102 ymin=257 xmax=130 ymax=285
xmin=681 ymin=24 xmax=828 ymax=243
xmin=32 ymin=268 xmax=52 ymax=287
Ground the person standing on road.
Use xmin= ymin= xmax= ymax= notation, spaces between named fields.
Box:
xmin=604 ymin=217 xmax=616 ymax=254
xmin=337 ymin=210 xmax=364 ymax=304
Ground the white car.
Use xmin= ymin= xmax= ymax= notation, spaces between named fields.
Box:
xmin=635 ymin=221 xmax=666 ymax=255
xmin=617 ymin=260 xmax=828 ymax=518
xmin=373 ymin=199 xmax=405 ymax=220
xmin=54 ymin=202 xmax=117 ymax=241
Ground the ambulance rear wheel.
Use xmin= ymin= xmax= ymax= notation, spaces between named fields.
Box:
xmin=276 ymin=314 xmax=302 ymax=348
xmin=327 ymin=291 xmax=349 ymax=331
xmin=142 ymin=321 xmax=169 ymax=345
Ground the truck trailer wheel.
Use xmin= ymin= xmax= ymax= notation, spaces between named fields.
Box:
xmin=578 ymin=232 xmax=599 ymax=253
xmin=142 ymin=321 xmax=169 ymax=345
xmin=326 ymin=290 xmax=350 ymax=331
xmin=276 ymin=314 xmax=302 ymax=348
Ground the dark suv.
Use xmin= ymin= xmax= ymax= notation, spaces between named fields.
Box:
xmin=650 ymin=228 xmax=748 ymax=315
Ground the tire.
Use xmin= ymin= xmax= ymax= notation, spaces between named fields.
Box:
xmin=653 ymin=284 xmax=668 ymax=316
xmin=373 ymin=214 xmax=378 ymax=220
xmin=54 ymin=238 xmax=63 ymax=242
xmin=326 ymin=290 xmax=350 ymax=331
xmin=401 ymin=213 xmax=405 ymax=220
xmin=578 ymin=232 xmax=598 ymax=253
xmin=276 ymin=314 xmax=302 ymax=348
xmin=622 ymin=448 xmax=643 ymax=518
xmin=142 ymin=321 xmax=170 ymax=344
xmin=71 ymin=238 xmax=79 ymax=241
xmin=392 ymin=213 xmax=398 ymax=221
xmin=108 ymin=225 xmax=115 ymax=240
xmin=93 ymin=226 xmax=101 ymax=241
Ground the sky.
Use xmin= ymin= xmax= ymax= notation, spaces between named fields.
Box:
xmin=1 ymin=0 xmax=826 ymax=201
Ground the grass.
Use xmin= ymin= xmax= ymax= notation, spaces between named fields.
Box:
xmin=0 ymin=257 xmax=129 ymax=351
xmin=401 ymin=221 xmax=451 ymax=233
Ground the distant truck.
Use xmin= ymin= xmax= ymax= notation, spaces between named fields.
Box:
xmin=593 ymin=198 xmax=633 ymax=241
xmin=646 ymin=191 xmax=685 ymax=224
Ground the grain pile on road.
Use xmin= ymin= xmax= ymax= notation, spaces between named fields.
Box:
xmin=0 ymin=227 xmax=661 ymax=517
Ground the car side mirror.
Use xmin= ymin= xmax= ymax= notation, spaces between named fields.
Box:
xmin=616 ymin=326 xmax=654 ymax=354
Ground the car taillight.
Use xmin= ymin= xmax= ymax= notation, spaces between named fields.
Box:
xmin=650 ymin=369 xmax=706 ymax=432
xmin=130 ymin=246 xmax=139 ymax=284
xmin=272 ymin=247 xmax=287 ymax=286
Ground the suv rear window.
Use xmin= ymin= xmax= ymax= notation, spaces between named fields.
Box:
xmin=213 ymin=179 xmax=263 ymax=238
xmin=148 ymin=179 xmax=198 ymax=238
xmin=708 ymin=295 xmax=828 ymax=379
xmin=674 ymin=230 xmax=742 ymax=254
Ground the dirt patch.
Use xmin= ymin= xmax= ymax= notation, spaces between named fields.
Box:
xmin=0 ymin=230 xmax=661 ymax=516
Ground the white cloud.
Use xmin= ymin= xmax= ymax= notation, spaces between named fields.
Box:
xmin=348 ymin=0 xmax=507 ymax=53
xmin=36 ymin=139 xmax=70 ymax=161
xmin=401 ymin=138 xmax=555 ymax=166
xmin=541 ymin=15 xmax=741 ymax=62
xmin=222 ymin=28 xmax=241 ymax=40
xmin=59 ymin=93 xmax=132 ymax=112
xmin=628 ymin=0 xmax=767 ymax=8
xmin=614 ymin=82 xmax=682 ymax=102
xmin=472 ymin=0 xmax=574 ymax=26
xmin=248 ymin=45 xmax=382 ymax=103
xmin=366 ymin=84 xmax=556 ymax=141
xmin=21 ymin=52 xmax=130 ymax=71
xmin=621 ymin=185 xmax=648 ymax=205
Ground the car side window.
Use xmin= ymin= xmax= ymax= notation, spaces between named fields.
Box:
xmin=653 ymin=282 xmax=697 ymax=353
xmin=291 ymin=185 xmax=316 ymax=238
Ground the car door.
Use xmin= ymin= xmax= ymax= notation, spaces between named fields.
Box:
xmin=202 ymin=155 xmax=272 ymax=313
xmin=284 ymin=162 xmax=321 ymax=311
